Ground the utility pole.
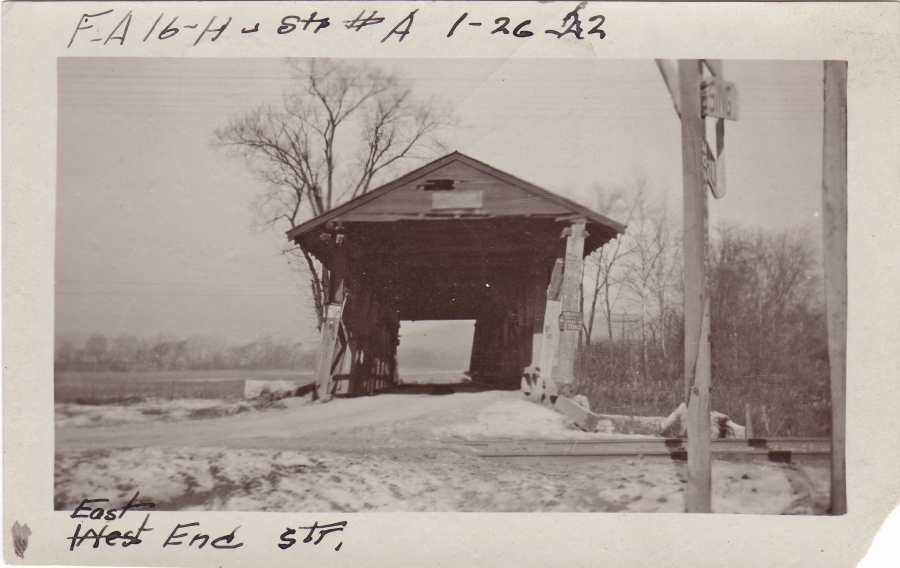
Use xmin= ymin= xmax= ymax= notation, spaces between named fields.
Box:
xmin=822 ymin=60 xmax=847 ymax=515
xmin=658 ymin=59 xmax=737 ymax=513
xmin=679 ymin=59 xmax=712 ymax=513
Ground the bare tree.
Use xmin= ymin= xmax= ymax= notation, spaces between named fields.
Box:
xmin=581 ymin=177 xmax=680 ymax=379
xmin=619 ymin=179 xmax=678 ymax=380
xmin=644 ymin=209 xmax=681 ymax=361
xmin=709 ymin=226 xmax=823 ymax=382
xmin=582 ymin=188 xmax=632 ymax=349
xmin=215 ymin=59 xmax=456 ymax=328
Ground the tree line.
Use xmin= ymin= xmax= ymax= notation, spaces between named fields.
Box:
xmin=54 ymin=335 xmax=317 ymax=373
xmin=573 ymin=181 xmax=830 ymax=437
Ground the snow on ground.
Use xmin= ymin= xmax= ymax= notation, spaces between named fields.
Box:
xmin=54 ymin=445 xmax=826 ymax=514
xmin=55 ymin=390 xmax=829 ymax=514
xmin=436 ymin=397 xmax=654 ymax=441
xmin=243 ymin=379 xmax=311 ymax=399
xmin=55 ymin=394 xmax=314 ymax=429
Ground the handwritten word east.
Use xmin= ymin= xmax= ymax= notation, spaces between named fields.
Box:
xmin=70 ymin=491 xmax=156 ymax=521
xmin=68 ymin=492 xmax=156 ymax=550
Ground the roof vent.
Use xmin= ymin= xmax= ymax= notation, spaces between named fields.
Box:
xmin=421 ymin=179 xmax=456 ymax=191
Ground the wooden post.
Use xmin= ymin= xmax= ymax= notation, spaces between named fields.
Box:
xmin=688 ymin=297 xmax=712 ymax=504
xmin=313 ymin=301 xmax=343 ymax=401
xmin=347 ymin=288 xmax=375 ymax=394
xmin=364 ymin=297 xmax=381 ymax=395
xmin=744 ymin=401 xmax=754 ymax=439
xmin=529 ymin=262 xmax=550 ymax=368
xmin=312 ymin=235 xmax=348 ymax=402
xmin=469 ymin=316 xmax=489 ymax=382
xmin=554 ymin=220 xmax=587 ymax=384
xmin=680 ymin=59 xmax=712 ymax=513
xmin=521 ymin=264 xmax=545 ymax=398
xmin=389 ymin=316 xmax=401 ymax=386
xmin=822 ymin=60 xmax=847 ymax=515
xmin=517 ymin=278 xmax=532 ymax=375
xmin=539 ymin=255 xmax=565 ymax=381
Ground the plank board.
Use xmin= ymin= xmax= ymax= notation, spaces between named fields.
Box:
xmin=554 ymin=395 xmax=601 ymax=431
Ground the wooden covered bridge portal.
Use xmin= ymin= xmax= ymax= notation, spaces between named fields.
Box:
xmin=288 ymin=153 xmax=625 ymax=401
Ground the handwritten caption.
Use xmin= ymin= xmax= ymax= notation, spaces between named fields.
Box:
xmin=67 ymin=493 xmax=346 ymax=552
xmin=68 ymin=6 xmax=605 ymax=48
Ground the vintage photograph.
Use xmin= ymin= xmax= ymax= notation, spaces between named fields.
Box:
xmin=54 ymin=56 xmax=841 ymax=514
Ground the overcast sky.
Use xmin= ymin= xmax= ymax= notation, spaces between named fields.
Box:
xmin=56 ymin=57 xmax=825 ymax=347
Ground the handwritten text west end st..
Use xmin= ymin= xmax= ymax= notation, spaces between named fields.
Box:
xmin=67 ymin=6 xmax=606 ymax=48
xmin=66 ymin=492 xmax=348 ymax=553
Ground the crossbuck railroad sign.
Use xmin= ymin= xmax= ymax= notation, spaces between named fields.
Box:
xmin=656 ymin=59 xmax=739 ymax=199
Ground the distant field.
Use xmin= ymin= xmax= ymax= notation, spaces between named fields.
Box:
xmin=55 ymin=370 xmax=314 ymax=404
xmin=56 ymin=370 xmax=314 ymax=382
xmin=55 ymin=369 xmax=468 ymax=403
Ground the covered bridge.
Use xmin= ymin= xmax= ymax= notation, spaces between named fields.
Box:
xmin=287 ymin=152 xmax=625 ymax=401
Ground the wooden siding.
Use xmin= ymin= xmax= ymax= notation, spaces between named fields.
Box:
xmin=338 ymin=161 xmax=572 ymax=220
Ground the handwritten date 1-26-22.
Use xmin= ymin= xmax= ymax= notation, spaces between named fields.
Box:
xmin=68 ymin=7 xmax=605 ymax=48
xmin=448 ymin=9 xmax=605 ymax=40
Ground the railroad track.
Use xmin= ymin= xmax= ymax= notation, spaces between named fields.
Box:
xmin=450 ymin=437 xmax=830 ymax=463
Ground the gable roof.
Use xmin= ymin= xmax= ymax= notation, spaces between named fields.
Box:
xmin=286 ymin=151 xmax=626 ymax=241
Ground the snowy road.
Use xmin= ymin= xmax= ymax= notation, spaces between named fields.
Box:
xmin=55 ymin=391 xmax=830 ymax=514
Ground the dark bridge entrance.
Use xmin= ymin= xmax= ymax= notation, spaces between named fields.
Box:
xmin=288 ymin=152 xmax=624 ymax=400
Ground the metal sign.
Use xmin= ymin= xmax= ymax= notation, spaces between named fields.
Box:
xmin=558 ymin=311 xmax=583 ymax=331
xmin=701 ymin=77 xmax=738 ymax=121
xmin=702 ymin=139 xmax=716 ymax=194
xmin=702 ymin=139 xmax=727 ymax=199
xmin=431 ymin=189 xmax=483 ymax=210
xmin=700 ymin=118 xmax=727 ymax=199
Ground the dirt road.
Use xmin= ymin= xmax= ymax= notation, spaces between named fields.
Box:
xmin=55 ymin=391 xmax=830 ymax=514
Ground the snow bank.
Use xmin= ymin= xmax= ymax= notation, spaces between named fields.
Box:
xmin=244 ymin=379 xmax=311 ymax=399
xmin=436 ymin=398 xmax=654 ymax=441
